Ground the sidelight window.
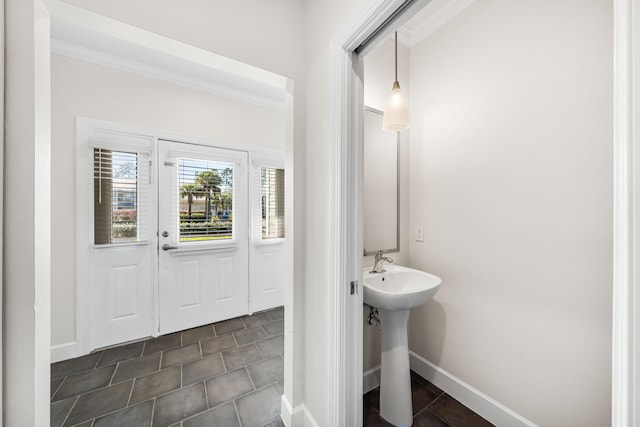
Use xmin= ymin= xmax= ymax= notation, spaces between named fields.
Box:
xmin=93 ymin=149 xmax=149 ymax=244
xmin=261 ymin=167 xmax=285 ymax=239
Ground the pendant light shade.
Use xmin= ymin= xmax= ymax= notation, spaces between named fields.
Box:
xmin=382 ymin=81 xmax=410 ymax=131
xmin=383 ymin=32 xmax=409 ymax=132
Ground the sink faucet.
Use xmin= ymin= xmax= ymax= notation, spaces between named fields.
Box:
xmin=371 ymin=250 xmax=393 ymax=273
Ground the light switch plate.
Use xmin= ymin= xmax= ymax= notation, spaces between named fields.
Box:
xmin=416 ymin=226 xmax=424 ymax=242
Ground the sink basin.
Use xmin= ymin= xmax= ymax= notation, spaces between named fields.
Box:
xmin=363 ymin=264 xmax=441 ymax=310
xmin=363 ymin=264 xmax=441 ymax=426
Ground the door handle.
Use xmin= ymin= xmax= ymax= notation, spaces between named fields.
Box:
xmin=162 ymin=244 xmax=178 ymax=251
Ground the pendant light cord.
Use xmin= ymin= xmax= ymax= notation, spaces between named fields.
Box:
xmin=394 ymin=31 xmax=398 ymax=83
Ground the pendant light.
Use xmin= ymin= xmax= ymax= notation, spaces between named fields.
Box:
xmin=382 ymin=31 xmax=410 ymax=132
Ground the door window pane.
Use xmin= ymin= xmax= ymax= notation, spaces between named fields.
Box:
xmin=94 ymin=149 xmax=139 ymax=244
xmin=261 ymin=167 xmax=285 ymax=239
xmin=179 ymin=158 xmax=234 ymax=242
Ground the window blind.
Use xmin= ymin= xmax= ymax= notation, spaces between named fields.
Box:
xmin=178 ymin=158 xmax=234 ymax=242
xmin=93 ymin=148 xmax=150 ymax=244
xmin=261 ymin=167 xmax=285 ymax=239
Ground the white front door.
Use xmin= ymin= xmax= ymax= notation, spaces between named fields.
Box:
xmin=157 ymin=140 xmax=249 ymax=334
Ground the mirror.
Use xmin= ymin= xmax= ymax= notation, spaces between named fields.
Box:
xmin=363 ymin=107 xmax=399 ymax=255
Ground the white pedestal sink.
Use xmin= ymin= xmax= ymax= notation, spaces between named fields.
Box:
xmin=363 ymin=265 xmax=441 ymax=427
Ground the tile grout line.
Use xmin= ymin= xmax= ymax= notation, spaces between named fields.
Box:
xmin=180 ymin=363 xmax=184 ymax=389
xmin=220 ymin=351 xmax=229 ymax=373
xmin=233 ymin=399 xmax=243 ymax=427
xmin=58 ymin=395 xmax=79 ymax=427
xmin=159 ymin=349 xmax=165 ymax=372
xmin=64 ymin=380 xmax=136 ymax=426
xmin=93 ymin=351 xmax=104 ymax=370
xmin=51 ymin=377 xmax=66 ymax=401
xmin=108 ymin=362 xmax=119 ymax=386
xmin=126 ymin=377 xmax=136 ymax=407
xmin=231 ymin=331 xmax=240 ymax=349
xmin=254 ymin=342 xmax=266 ymax=359
xmin=258 ymin=324 xmax=267 ymax=339
xmin=203 ymin=378 xmax=211 ymax=410
xmin=150 ymin=397 xmax=157 ymax=426
xmin=244 ymin=366 xmax=258 ymax=392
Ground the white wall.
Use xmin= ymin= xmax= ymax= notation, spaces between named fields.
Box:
xmin=407 ymin=1 xmax=612 ymax=425
xmin=50 ymin=54 xmax=286 ymax=347
xmin=302 ymin=0 xmax=366 ymax=423
xmin=362 ymin=37 xmax=410 ymax=373
xmin=4 ymin=0 xmax=51 ymax=424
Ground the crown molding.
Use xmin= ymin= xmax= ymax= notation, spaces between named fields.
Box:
xmin=49 ymin=1 xmax=286 ymax=111
xmin=51 ymin=38 xmax=285 ymax=111
xmin=406 ymin=0 xmax=476 ymax=47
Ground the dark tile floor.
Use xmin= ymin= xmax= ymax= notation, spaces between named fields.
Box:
xmin=51 ymin=307 xmax=285 ymax=427
xmin=52 ymin=306 xmax=490 ymax=427
xmin=364 ymin=371 xmax=495 ymax=427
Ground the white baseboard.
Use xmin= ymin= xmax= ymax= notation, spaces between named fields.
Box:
xmin=363 ymin=366 xmax=381 ymax=394
xmin=280 ymin=395 xmax=320 ymax=427
xmin=51 ymin=341 xmax=79 ymax=363
xmin=409 ymin=351 xmax=537 ymax=427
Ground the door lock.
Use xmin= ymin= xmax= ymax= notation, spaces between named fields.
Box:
xmin=162 ymin=231 xmax=169 ymax=237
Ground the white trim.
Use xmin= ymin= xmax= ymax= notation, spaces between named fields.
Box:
xmin=50 ymin=39 xmax=285 ymax=112
xmin=0 ymin=0 xmax=4 ymax=417
xmin=79 ymin=116 xmax=284 ymax=157
xmin=404 ymin=0 xmax=476 ymax=47
xmin=48 ymin=0 xmax=285 ymax=88
xmin=612 ymin=0 xmax=639 ymax=425
xmin=50 ymin=342 xmax=78 ymax=364
xmin=328 ymin=1 xmax=430 ymax=425
xmin=48 ymin=0 xmax=287 ymax=111
xmin=408 ymin=352 xmax=538 ymax=427
xmin=280 ymin=395 xmax=321 ymax=427
xmin=363 ymin=366 xmax=381 ymax=394
xmin=362 ymin=359 xmax=536 ymax=426
xmin=253 ymin=238 xmax=285 ymax=247
xmin=164 ymin=146 xmax=246 ymax=165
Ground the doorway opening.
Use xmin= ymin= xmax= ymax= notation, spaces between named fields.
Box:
xmin=76 ymin=120 xmax=286 ymax=355
xmin=329 ymin=0 xmax=637 ymax=425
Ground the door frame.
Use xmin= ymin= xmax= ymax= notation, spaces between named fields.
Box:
xmin=328 ymin=1 xmax=429 ymax=424
xmin=328 ymin=0 xmax=640 ymax=426
xmin=75 ymin=119 xmax=157 ymax=355
xmin=611 ymin=1 xmax=639 ymax=424
xmin=75 ymin=117 xmax=286 ymax=355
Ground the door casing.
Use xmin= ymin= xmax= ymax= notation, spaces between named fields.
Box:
xmin=328 ymin=0 xmax=639 ymax=425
